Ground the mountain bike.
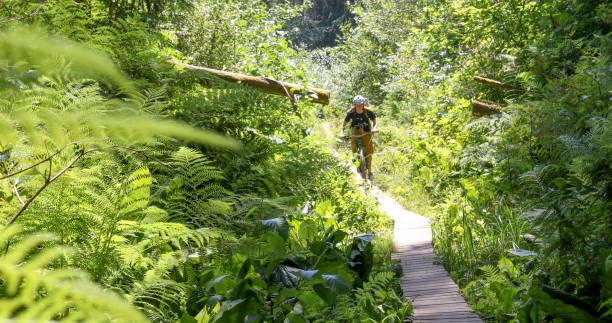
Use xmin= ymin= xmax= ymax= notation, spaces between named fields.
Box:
xmin=338 ymin=131 xmax=377 ymax=181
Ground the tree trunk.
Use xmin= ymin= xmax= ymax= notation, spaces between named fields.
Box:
xmin=167 ymin=60 xmax=330 ymax=105
xmin=471 ymin=99 xmax=504 ymax=116
xmin=473 ymin=76 xmax=523 ymax=91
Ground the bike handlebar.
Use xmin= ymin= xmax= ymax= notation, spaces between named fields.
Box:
xmin=337 ymin=130 xmax=378 ymax=141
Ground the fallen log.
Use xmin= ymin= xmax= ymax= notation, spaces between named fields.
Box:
xmin=168 ymin=60 xmax=330 ymax=105
xmin=471 ymin=99 xmax=504 ymax=116
xmin=473 ymin=76 xmax=523 ymax=91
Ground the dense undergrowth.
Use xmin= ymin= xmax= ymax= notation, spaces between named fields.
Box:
xmin=0 ymin=1 xmax=410 ymax=322
xmin=309 ymin=0 xmax=612 ymax=322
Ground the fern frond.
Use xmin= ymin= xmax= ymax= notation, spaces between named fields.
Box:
xmin=171 ymin=147 xmax=225 ymax=185
xmin=478 ymin=265 xmax=504 ymax=282
xmin=128 ymin=279 xmax=188 ymax=322
xmin=154 ymin=147 xmax=242 ymax=229
xmin=0 ymin=226 xmax=147 ymax=322
xmin=0 ymin=27 xmax=134 ymax=95
xmin=558 ymin=134 xmax=587 ymax=158
xmin=115 ymin=221 xmax=218 ymax=253
xmin=119 ymin=167 xmax=153 ymax=217
xmin=0 ymin=29 xmax=239 ymax=153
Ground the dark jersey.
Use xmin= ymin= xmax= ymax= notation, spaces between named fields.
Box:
xmin=345 ymin=110 xmax=376 ymax=131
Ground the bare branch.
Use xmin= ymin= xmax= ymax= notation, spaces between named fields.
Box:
xmin=7 ymin=164 xmax=25 ymax=206
xmin=2 ymin=140 xmax=171 ymax=229
xmin=5 ymin=148 xmax=98 ymax=227
xmin=0 ymin=141 xmax=83 ymax=181
xmin=0 ymin=2 xmax=46 ymax=24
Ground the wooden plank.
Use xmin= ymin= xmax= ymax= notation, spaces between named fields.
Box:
xmin=402 ymin=267 xmax=449 ymax=274
xmin=414 ymin=304 xmax=475 ymax=314
xmin=397 ymin=255 xmax=437 ymax=261
xmin=398 ymin=252 xmax=436 ymax=257
xmin=415 ymin=312 xmax=482 ymax=318
xmin=378 ymin=187 xmax=483 ymax=323
xmin=401 ymin=276 xmax=457 ymax=284
xmin=402 ymin=282 xmax=459 ymax=290
xmin=401 ymin=266 xmax=447 ymax=272
xmin=404 ymin=287 xmax=461 ymax=295
xmin=401 ymin=272 xmax=452 ymax=280
xmin=414 ymin=307 xmax=475 ymax=315
xmin=402 ymin=267 xmax=449 ymax=273
xmin=400 ymin=249 xmax=436 ymax=253
xmin=415 ymin=313 xmax=482 ymax=320
xmin=402 ymin=271 xmax=451 ymax=277
xmin=413 ymin=297 xmax=471 ymax=306
xmin=405 ymin=288 xmax=461 ymax=296
xmin=409 ymin=291 xmax=464 ymax=298
xmin=402 ymin=270 xmax=449 ymax=276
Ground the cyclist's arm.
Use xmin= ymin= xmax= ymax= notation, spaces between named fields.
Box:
xmin=340 ymin=111 xmax=353 ymax=137
xmin=340 ymin=120 xmax=348 ymax=136
xmin=369 ymin=109 xmax=378 ymax=132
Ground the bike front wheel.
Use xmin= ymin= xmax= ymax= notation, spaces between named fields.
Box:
xmin=358 ymin=148 xmax=368 ymax=181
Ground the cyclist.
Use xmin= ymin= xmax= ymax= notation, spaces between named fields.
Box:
xmin=339 ymin=95 xmax=378 ymax=179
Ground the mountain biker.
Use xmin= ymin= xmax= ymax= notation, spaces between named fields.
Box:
xmin=339 ymin=95 xmax=378 ymax=179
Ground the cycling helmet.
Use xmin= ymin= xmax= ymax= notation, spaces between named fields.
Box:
xmin=352 ymin=95 xmax=367 ymax=105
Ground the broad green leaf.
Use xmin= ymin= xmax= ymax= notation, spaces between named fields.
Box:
xmin=298 ymin=270 xmax=319 ymax=281
xmin=529 ymin=283 xmax=599 ymax=323
xmin=261 ymin=217 xmax=289 ymax=240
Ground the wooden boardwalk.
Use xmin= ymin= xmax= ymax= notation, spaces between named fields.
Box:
xmin=375 ymin=191 xmax=483 ymax=323
xmin=321 ymin=123 xmax=482 ymax=322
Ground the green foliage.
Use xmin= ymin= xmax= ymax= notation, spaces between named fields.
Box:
xmin=525 ymin=282 xmax=600 ymax=323
xmin=155 ymin=147 xmax=234 ymax=229
xmin=0 ymin=29 xmax=237 ymax=155
xmin=0 ymin=0 xmax=407 ymax=321
xmin=309 ymin=0 xmax=612 ymax=321
xmin=0 ymin=27 xmax=133 ymax=94
xmin=0 ymin=226 xmax=147 ymax=322
xmin=282 ymin=0 xmax=355 ymax=49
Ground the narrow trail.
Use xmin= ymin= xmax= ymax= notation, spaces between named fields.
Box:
xmin=321 ymin=122 xmax=482 ymax=322
xmin=373 ymin=189 xmax=483 ymax=323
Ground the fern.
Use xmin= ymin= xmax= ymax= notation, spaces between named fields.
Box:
xmin=478 ymin=265 xmax=505 ymax=283
xmin=558 ymin=134 xmax=588 ymax=159
xmin=154 ymin=147 xmax=244 ymax=231
xmin=113 ymin=220 xmax=224 ymax=271
xmin=171 ymin=147 xmax=225 ymax=188
xmin=128 ymin=279 xmax=188 ymax=322
xmin=0 ymin=225 xmax=147 ymax=322
xmin=0 ymin=27 xmax=134 ymax=94
xmin=118 ymin=167 xmax=154 ymax=217
xmin=0 ymin=28 xmax=238 ymax=154
xmin=353 ymin=271 xmax=411 ymax=322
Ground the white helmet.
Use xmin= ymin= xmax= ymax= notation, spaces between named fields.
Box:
xmin=352 ymin=95 xmax=366 ymax=105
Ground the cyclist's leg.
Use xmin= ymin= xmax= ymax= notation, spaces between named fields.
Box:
xmin=363 ymin=133 xmax=374 ymax=173
xmin=350 ymin=128 xmax=359 ymax=154
xmin=351 ymin=128 xmax=365 ymax=154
